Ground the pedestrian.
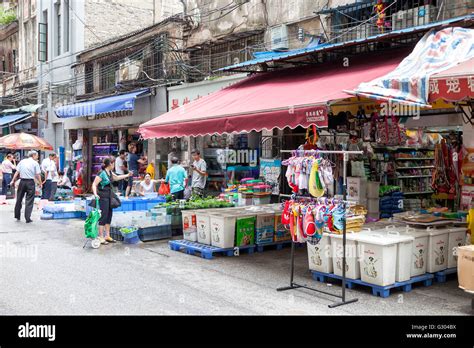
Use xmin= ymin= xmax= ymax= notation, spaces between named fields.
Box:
xmin=49 ymin=156 xmax=59 ymax=201
xmin=57 ymin=171 xmax=72 ymax=189
xmin=125 ymin=142 xmax=146 ymax=198
xmin=1 ymin=153 xmax=16 ymax=196
xmin=115 ymin=149 xmax=128 ymax=195
xmin=92 ymin=157 xmax=132 ymax=245
xmin=163 ymin=157 xmax=187 ymax=200
xmin=11 ymin=150 xmax=42 ymax=223
xmin=168 ymin=146 xmax=178 ymax=169
xmin=41 ymin=153 xmax=57 ymax=200
xmin=190 ymin=149 xmax=207 ymax=197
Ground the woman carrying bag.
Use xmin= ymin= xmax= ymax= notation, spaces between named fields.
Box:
xmin=92 ymin=157 xmax=132 ymax=245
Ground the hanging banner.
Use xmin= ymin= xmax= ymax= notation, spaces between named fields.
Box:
xmin=260 ymin=158 xmax=282 ymax=195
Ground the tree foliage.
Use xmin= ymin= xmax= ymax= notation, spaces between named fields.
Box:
xmin=0 ymin=7 xmax=17 ymax=26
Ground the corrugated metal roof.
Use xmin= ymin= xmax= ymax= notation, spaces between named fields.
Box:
xmin=218 ymin=14 xmax=474 ymax=72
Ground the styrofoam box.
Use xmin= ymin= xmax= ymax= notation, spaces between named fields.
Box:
xmin=367 ymin=198 xmax=380 ymax=213
xmin=182 ymin=210 xmax=197 ymax=242
xmin=346 ymin=177 xmax=367 ymax=202
xmin=210 ymin=214 xmax=237 ymax=248
xmin=354 ymin=233 xmax=398 ymax=286
xmin=426 ymin=227 xmax=449 ymax=273
xmin=367 ymin=181 xmax=380 ymax=199
xmin=447 ymin=227 xmax=467 ymax=269
xmin=307 ymin=233 xmax=332 ymax=273
xmin=329 ymin=233 xmax=360 ymax=280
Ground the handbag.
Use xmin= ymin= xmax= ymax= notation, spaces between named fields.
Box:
xmin=111 ymin=191 xmax=121 ymax=209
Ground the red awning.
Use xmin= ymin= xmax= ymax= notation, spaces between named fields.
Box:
xmin=139 ymin=53 xmax=405 ymax=139
xmin=429 ymin=58 xmax=474 ymax=102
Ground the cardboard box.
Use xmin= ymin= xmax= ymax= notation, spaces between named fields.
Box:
xmin=235 ymin=216 xmax=255 ymax=247
xmin=346 ymin=177 xmax=367 ymax=202
xmin=457 ymin=245 xmax=474 ymax=291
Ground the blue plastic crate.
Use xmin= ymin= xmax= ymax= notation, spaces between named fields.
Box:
xmin=123 ymin=235 xmax=140 ymax=244
xmin=115 ymin=200 xmax=134 ymax=212
xmin=51 ymin=211 xmax=85 ymax=219
xmin=134 ymin=200 xmax=148 ymax=210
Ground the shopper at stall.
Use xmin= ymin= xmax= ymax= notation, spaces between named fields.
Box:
xmin=1 ymin=153 xmax=16 ymax=195
xmin=139 ymin=173 xmax=158 ymax=196
xmin=115 ymin=150 xmax=128 ymax=195
xmin=190 ymin=149 xmax=207 ymax=197
xmin=11 ymin=151 xmax=42 ymax=223
xmin=92 ymin=157 xmax=132 ymax=245
xmin=125 ymin=142 xmax=146 ymax=198
xmin=164 ymin=157 xmax=187 ymax=200
xmin=57 ymin=171 xmax=72 ymax=189
xmin=49 ymin=155 xmax=60 ymax=201
xmin=41 ymin=153 xmax=57 ymax=200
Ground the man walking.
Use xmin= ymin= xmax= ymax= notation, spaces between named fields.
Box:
xmin=115 ymin=150 xmax=128 ymax=195
xmin=1 ymin=153 xmax=16 ymax=196
xmin=164 ymin=157 xmax=187 ymax=200
xmin=41 ymin=153 xmax=57 ymax=200
xmin=12 ymin=151 xmax=42 ymax=223
xmin=190 ymin=149 xmax=207 ymax=197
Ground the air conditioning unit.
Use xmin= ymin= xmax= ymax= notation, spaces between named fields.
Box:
xmin=116 ymin=59 xmax=142 ymax=83
xmin=270 ymin=24 xmax=289 ymax=51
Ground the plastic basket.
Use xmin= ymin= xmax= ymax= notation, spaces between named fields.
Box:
xmin=137 ymin=224 xmax=172 ymax=242
xmin=123 ymin=235 xmax=140 ymax=244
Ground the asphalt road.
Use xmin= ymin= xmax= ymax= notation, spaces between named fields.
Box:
xmin=0 ymin=202 xmax=471 ymax=315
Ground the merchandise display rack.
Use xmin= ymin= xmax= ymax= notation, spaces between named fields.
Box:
xmin=277 ymin=149 xmax=363 ymax=308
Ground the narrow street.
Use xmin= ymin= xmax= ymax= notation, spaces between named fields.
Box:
xmin=0 ymin=202 xmax=471 ymax=316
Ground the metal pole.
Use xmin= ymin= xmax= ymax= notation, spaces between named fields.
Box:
xmin=341 ymin=152 xmax=349 ymax=302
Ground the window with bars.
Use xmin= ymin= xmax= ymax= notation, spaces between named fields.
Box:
xmin=189 ymin=33 xmax=264 ymax=80
xmin=99 ymin=61 xmax=119 ymax=92
xmin=84 ymin=62 xmax=93 ymax=94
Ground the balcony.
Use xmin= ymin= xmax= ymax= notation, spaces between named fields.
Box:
xmin=322 ymin=0 xmax=474 ymax=44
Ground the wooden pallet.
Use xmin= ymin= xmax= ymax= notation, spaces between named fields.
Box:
xmin=168 ymin=240 xmax=254 ymax=259
xmin=311 ymin=271 xmax=434 ymax=298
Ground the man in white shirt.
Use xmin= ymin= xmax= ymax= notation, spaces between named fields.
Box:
xmin=1 ymin=153 xmax=16 ymax=195
xmin=49 ymin=160 xmax=59 ymax=201
xmin=11 ymin=151 xmax=42 ymax=223
xmin=115 ymin=150 xmax=128 ymax=195
xmin=41 ymin=153 xmax=57 ymax=200
xmin=190 ymin=149 xmax=207 ymax=197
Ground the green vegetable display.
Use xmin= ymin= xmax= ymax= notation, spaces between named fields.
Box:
xmin=155 ymin=196 xmax=234 ymax=211
xmin=120 ymin=227 xmax=138 ymax=234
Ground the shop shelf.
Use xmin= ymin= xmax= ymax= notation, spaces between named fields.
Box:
xmin=396 ymin=166 xmax=434 ymax=170
xmin=137 ymin=224 xmax=172 ymax=242
xmin=395 ymin=157 xmax=434 ymax=161
xmin=403 ymin=191 xmax=434 ymax=195
xmin=396 ymin=175 xmax=432 ymax=179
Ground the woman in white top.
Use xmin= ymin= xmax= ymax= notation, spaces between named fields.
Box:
xmin=139 ymin=173 xmax=157 ymax=196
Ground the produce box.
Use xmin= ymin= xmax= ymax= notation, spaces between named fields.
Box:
xmin=235 ymin=216 xmax=255 ymax=247
xmin=274 ymin=213 xmax=291 ymax=242
xmin=458 ymin=245 xmax=474 ymax=291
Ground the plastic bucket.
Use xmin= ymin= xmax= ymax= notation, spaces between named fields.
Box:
xmin=447 ymin=227 xmax=467 ymax=269
xmin=307 ymin=233 xmax=332 ymax=273
xmin=330 ymin=233 xmax=360 ymax=280
xmin=182 ymin=210 xmax=197 ymax=242
xmin=210 ymin=213 xmax=237 ymax=248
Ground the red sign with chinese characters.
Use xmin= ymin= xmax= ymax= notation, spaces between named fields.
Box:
xmin=429 ymin=76 xmax=474 ymax=102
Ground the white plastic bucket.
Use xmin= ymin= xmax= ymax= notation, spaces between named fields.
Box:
xmin=447 ymin=227 xmax=467 ymax=269
xmin=426 ymin=227 xmax=449 ymax=273
xmin=385 ymin=229 xmax=414 ymax=282
xmin=329 ymin=233 xmax=360 ymax=280
xmin=210 ymin=214 xmax=237 ymax=248
xmin=307 ymin=233 xmax=332 ymax=273
xmin=354 ymin=233 xmax=398 ymax=286
xmin=196 ymin=211 xmax=212 ymax=245
xmin=182 ymin=210 xmax=197 ymax=242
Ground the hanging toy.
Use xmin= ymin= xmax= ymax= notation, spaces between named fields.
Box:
xmin=303 ymin=125 xmax=318 ymax=150
xmin=374 ymin=0 xmax=386 ymax=33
